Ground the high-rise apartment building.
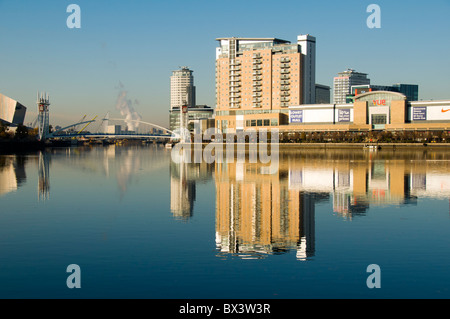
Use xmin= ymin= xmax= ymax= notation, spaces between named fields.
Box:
xmin=170 ymin=67 xmax=196 ymax=111
xmin=333 ymin=69 xmax=370 ymax=104
xmin=215 ymin=35 xmax=316 ymax=133
xmin=297 ymin=35 xmax=316 ymax=104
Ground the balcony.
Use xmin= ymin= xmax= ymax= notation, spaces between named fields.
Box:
xmin=253 ymin=98 xmax=262 ymax=103
xmin=252 ymin=76 xmax=262 ymax=81
xmin=280 ymin=80 xmax=290 ymax=85
xmin=280 ymin=102 xmax=289 ymax=107
xmin=280 ymin=69 xmax=290 ymax=74
xmin=280 ymin=74 xmax=290 ymax=80
xmin=280 ymin=97 xmax=290 ymax=102
xmin=252 ymin=92 xmax=262 ymax=97
xmin=252 ymin=59 xmax=262 ymax=64
xmin=252 ymin=64 xmax=262 ymax=70
xmin=253 ymin=70 xmax=262 ymax=76
xmin=253 ymin=81 xmax=262 ymax=86
xmin=253 ymin=103 xmax=262 ymax=108
xmin=280 ymin=63 xmax=290 ymax=68
xmin=281 ymin=91 xmax=290 ymax=97
xmin=252 ymin=87 xmax=262 ymax=92
xmin=280 ymin=57 xmax=291 ymax=63
xmin=230 ymin=82 xmax=241 ymax=87
xmin=252 ymin=53 xmax=261 ymax=58
xmin=280 ymin=86 xmax=290 ymax=91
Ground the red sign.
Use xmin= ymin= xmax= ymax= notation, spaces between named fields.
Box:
xmin=182 ymin=105 xmax=188 ymax=114
xmin=373 ymin=99 xmax=386 ymax=106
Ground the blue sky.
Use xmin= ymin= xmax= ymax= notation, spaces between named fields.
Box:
xmin=0 ymin=0 xmax=449 ymax=127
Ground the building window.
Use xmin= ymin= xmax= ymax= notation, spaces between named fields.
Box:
xmin=372 ymin=114 xmax=387 ymax=125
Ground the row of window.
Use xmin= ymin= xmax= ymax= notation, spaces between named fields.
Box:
xmin=246 ymin=119 xmax=278 ymax=127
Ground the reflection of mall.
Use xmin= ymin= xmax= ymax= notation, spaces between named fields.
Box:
xmin=214 ymin=150 xmax=450 ymax=259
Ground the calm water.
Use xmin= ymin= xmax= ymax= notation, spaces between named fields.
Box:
xmin=0 ymin=144 xmax=449 ymax=299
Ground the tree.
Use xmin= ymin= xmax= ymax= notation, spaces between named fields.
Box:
xmin=14 ymin=124 xmax=29 ymax=139
xmin=0 ymin=121 xmax=11 ymax=139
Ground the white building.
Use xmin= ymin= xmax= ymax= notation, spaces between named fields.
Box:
xmin=297 ymin=34 xmax=316 ymax=104
xmin=333 ymin=69 xmax=370 ymax=104
xmin=170 ymin=67 xmax=196 ymax=111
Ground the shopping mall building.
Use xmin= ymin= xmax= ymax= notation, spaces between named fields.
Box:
xmin=287 ymin=91 xmax=450 ymax=132
xmin=214 ymin=35 xmax=449 ymax=134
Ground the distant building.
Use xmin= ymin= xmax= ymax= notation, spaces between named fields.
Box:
xmin=392 ymin=84 xmax=419 ymax=101
xmin=333 ymin=69 xmax=370 ymax=104
xmin=0 ymin=93 xmax=27 ymax=127
xmin=107 ymin=125 xmax=122 ymax=134
xmin=170 ymin=67 xmax=195 ymax=111
xmin=315 ymin=84 xmax=331 ymax=104
xmin=348 ymin=83 xmax=419 ymax=103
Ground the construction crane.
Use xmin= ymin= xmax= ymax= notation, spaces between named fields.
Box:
xmin=74 ymin=115 xmax=87 ymax=131
xmin=78 ymin=116 xmax=97 ymax=134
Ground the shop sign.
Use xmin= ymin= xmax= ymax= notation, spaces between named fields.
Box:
xmin=413 ymin=107 xmax=427 ymax=121
xmin=289 ymin=110 xmax=303 ymax=123
xmin=338 ymin=109 xmax=351 ymax=122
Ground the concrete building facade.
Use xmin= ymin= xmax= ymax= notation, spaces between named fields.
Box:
xmin=333 ymin=69 xmax=370 ymax=104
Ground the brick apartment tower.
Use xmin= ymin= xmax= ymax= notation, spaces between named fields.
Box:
xmin=215 ymin=35 xmax=316 ymax=133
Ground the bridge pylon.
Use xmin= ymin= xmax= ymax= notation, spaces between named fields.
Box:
xmin=37 ymin=92 xmax=50 ymax=141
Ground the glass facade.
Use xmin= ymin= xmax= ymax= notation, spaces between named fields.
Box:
xmin=169 ymin=107 xmax=214 ymax=131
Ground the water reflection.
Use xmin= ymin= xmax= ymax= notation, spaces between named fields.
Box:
xmin=214 ymin=160 xmax=320 ymax=260
xmin=2 ymin=146 xmax=450 ymax=261
xmin=214 ymin=148 xmax=450 ymax=260
xmin=38 ymin=151 xmax=50 ymax=201
xmin=0 ymin=155 xmax=27 ymax=197
xmin=169 ymin=148 xmax=214 ymax=220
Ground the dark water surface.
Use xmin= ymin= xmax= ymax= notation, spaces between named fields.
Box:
xmin=0 ymin=145 xmax=449 ymax=299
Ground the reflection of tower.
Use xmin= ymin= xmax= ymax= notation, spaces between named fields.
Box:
xmin=38 ymin=151 xmax=50 ymax=201
xmin=179 ymin=87 xmax=190 ymax=143
xmin=297 ymin=193 xmax=315 ymax=260
xmin=215 ymin=162 xmax=315 ymax=260
xmin=170 ymin=154 xmax=196 ymax=220
xmin=37 ymin=92 xmax=50 ymax=141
